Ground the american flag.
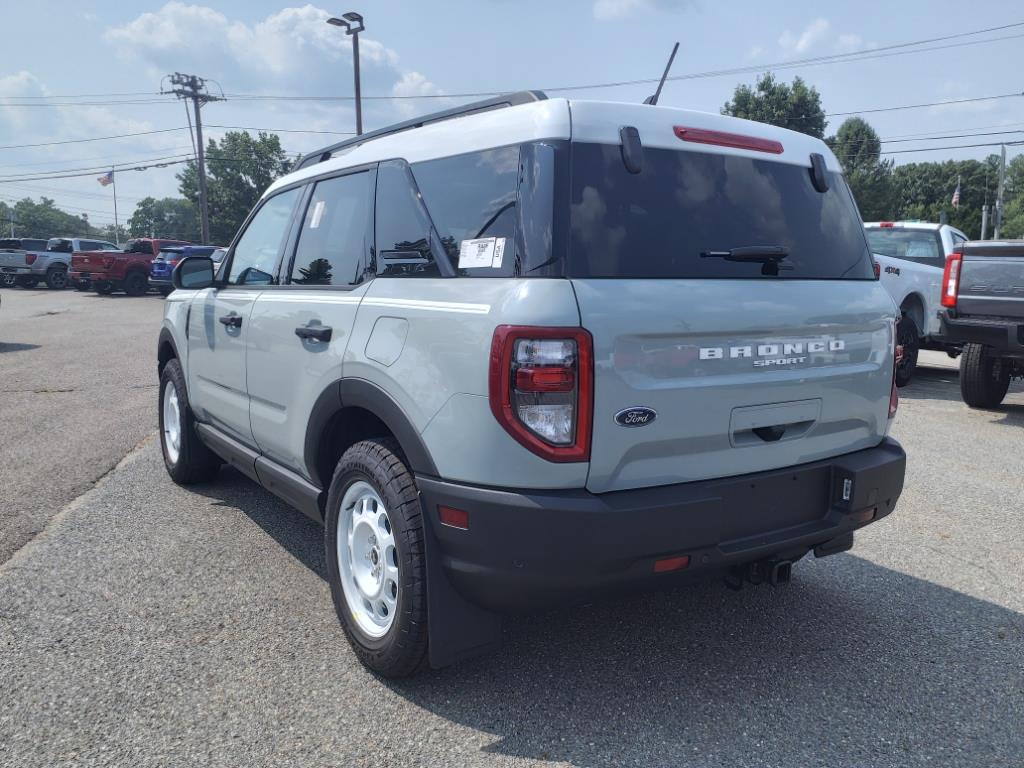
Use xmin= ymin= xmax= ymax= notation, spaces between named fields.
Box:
xmin=951 ymin=176 xmax=961 ymax=209
xmin=97 ymin=171 xmax=114 ymax=187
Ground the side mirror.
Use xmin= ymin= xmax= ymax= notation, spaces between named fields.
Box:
xmin=172 ymin=255 xmax=215 ymax=290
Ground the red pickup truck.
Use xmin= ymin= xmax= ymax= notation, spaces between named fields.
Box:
xmin=70 ymin=238 xmax=191 ymax=296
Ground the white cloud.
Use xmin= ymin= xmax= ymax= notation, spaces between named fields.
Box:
xmin=746 ymin=45 xmax=764 ymax=60
xmin=593 ymin=0 xmax=692 ymax=21
xmin=835 ymin=33 xmax=863 ymax=53
xmin=594 ymin=0 xmax=649 ymax=20
xmin=103 ymin=3 xmax=431 ymax=111
xmin=390 ymin=71 xmax=446 ymax=117
xmin=778 ymin=18 xmax=830 ymax=53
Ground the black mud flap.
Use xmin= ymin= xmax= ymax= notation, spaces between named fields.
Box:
xmin=422 ymin=497 xmax=502 ymax=669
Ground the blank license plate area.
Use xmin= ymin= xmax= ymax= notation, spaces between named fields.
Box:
xmin=714 ymin=465 xmax=831 ymax=544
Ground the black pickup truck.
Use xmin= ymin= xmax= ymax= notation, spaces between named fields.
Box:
xmin=939 ymin=240 xmax=1024 ymax=407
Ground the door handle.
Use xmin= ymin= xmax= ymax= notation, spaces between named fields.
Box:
xmin=219 ymin=312 xmax=242 ymax=328
xmin=295 ymin=322 xmax=332 ymax=342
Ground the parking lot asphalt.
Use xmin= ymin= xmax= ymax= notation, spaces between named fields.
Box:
xmin=0 ymin=288 xmax=163 ymax=565
xmin=1 ymin=292 xmax=1022 ymax=767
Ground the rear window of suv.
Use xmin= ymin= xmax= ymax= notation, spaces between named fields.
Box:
xmin=568 ymin=143 xmax=874 ymax=280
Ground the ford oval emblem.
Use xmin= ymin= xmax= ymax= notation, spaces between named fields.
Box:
xmin=614 ymin=407 xmax=657 ymax=428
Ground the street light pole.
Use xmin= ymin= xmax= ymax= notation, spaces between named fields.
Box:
xmin=326 ymin=11 xmax=365 ymax=136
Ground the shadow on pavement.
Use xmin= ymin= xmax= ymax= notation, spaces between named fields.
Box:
xmin=0 ymin=341 xmax=41 ymax=354
xmin=195 ymin=466 xmax=1024 ymax=766
xmin=901 ymin=365 xmax=1024 ymax=425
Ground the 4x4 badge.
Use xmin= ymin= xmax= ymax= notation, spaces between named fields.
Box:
xmin=615 ymin=407 xmax=657 ymax=427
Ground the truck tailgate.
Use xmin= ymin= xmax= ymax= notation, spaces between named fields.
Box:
xmin=958 ymin=252 xmax=1024 ymax=319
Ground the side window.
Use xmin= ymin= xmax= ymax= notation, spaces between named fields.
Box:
xmin=412 ymin=146 xmax=520 ymax=276
xmin=227 ymin=188 xmax=300 ymax=286
xmin=374 ymin=160 xmax=440 ymax=278
xmin=80 ymin=241 xmax=103 ymax=251
xmin=289 ymin=170 xmax=372 ymax=286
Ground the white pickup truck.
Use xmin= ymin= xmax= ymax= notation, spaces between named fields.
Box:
xmin=865 ymin=221 xmax=968 ymax=385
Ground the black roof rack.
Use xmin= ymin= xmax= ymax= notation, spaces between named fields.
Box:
xmin=293 ymin=90 xmax=548 ymax=171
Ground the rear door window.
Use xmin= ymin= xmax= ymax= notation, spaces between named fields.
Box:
xmin=289 ymin=170 xmax=372 ymax=287
xmin=865 ymin=228 xmax=945 ymax=269
xmin=47 ymin=239 xmax=74 ymax=253
xmin=568 ymin=143 xmax=874 ymax=280
xmin=412 ymin=147 xmax=519 ymax=276
xmin=374 ymin=161 xmax=441 ymax=278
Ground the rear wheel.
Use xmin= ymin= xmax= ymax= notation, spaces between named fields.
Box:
xmin=959 ymin=343 xmax=1010 ymax=409
xmin=159 ymin=358 xmax=221 ymax=484
xmin=325 ymin=439 xmax=428 ymax=678
xmin=94 ymin=281 xmax=114 ymax=295
xmin=45 ymin=267 xmax=68 ymax=290
xmin=124 ymin=271 xmax=148 ymax=297
xmin=894 ymin=316 xmax=919 ymax=387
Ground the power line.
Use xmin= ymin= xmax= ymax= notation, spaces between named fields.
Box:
xmin=3 ymin=21 xmax=1023 ymax=110
xmin=0 ymin=127 xmax=188 ymax=151
xmin=825 ymin=91 xmax=1023 ymax=119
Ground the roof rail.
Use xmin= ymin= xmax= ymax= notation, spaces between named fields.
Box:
xmin=293 ymin=90 xmax=548 ymax=171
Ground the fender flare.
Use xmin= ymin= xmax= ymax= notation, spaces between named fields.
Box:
xmin=157 ymin=327 xmax=180 ymax=374
xmin=303 ymin=378 xmax=439 ymax=488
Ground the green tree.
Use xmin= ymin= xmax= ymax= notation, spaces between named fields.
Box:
xmin=177 ymin=131 xmax=291 ymax=244
xmin=128 ymin=196 xmax=199 ymax=241
xmin=889 ymin=157 xmax=998 ymax=238
xmin=3 ymin=197 xmax=98 ymax=239
xmin=827 ymin=117 xmax=894 ymax=221
xmin=721 ymin=72 xmax=827 ymax=139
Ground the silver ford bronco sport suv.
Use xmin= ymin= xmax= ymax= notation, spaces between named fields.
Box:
xmin=157 ymin=92 xmax=906 ymax=677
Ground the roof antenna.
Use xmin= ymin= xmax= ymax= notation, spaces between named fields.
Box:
xmin=643 ymin=42 xmax=679 ymax=105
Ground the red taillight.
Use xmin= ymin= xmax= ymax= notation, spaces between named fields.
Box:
xmin=168 ymin=258 xmax=179 ymax=267
xmin=653 ymin=555 xmax=690 ymax=573
xmin=673 ymin=126 xmax=784 ymax=154
xmin=25 ymin=253 xmax=36 ymax=265
xmin=941 ymin=252 xmax=961 ymax=308
xmin=889 ymin=342 xmax=902 ymax=419
xmin=489 ymin=326 xmax=593 ymax=462
xmin=873 ymin=260 xmax=880 ymax=279
xmin=438 ymin=505 xmax=469 ymax=530
xmin=879 ymin=221 xmax=895 ymax=228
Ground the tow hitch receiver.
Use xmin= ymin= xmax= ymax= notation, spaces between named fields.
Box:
xmin=724 ymin=558 xmax=793 ymax=591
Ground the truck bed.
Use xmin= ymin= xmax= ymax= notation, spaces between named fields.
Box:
xmin=956 ymin=241 xmax=1024 ymax=320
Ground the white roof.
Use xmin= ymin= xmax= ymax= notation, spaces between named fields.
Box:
xmin=265 ymin=97 xmax=841 ymax=198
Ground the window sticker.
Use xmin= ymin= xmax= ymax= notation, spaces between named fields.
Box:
xmin=309 ymin=200 xmax=326 ymax=229
xmin=458 ymin=237 xmax=505 ymax=269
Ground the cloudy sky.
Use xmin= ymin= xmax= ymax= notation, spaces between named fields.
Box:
xmin=1 ymin=0 xmax=1021 ymax=232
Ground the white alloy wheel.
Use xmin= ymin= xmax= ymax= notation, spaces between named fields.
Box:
xmin=162 ymin=382 xmax=181 ymax=465
xmin=337 ymin=480 xmax=399 ymax=638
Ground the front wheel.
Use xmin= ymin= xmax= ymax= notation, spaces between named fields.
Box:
xmin=325 ymin=439 xmax=428 ymax=678
xmin=959 ymin=343 xmax=1010 ymax=409
xmin=0 ymin=273 xmax=16 ymax=288
xmin=159 ymin=358 xmax=221 ymax=484
xmin=895 ymin=316 xmax=919 ymax=387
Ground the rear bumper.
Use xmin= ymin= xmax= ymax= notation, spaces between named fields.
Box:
xmin=418 ymin=438 xmax=906 ymax=612
xmin=1 ymin=265 xmax=47 ymax=277
xmin=940 ymin=312 xmax=1024 ymax=358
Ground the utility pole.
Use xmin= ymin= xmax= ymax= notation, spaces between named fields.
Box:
xmin=994 ymin=144 xmax=1007 ymax=240
xmin=164 ymin=73 xmax=224 ymax=243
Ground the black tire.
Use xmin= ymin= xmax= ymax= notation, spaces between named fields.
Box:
xmin=124 ymin=271 xmax=148 ymax=297
xmin=894 ymin=315 xmax=920 ymax=387
xmin=74 ymin=280 xmax=91 ymax=291
xmin=94 ymin=281 xmax=114 ymax=295
xmin=159 ymin=358 xmax=221 ymax=484
xmin=959 ymin=343 xmax=1010 ymax=409
xmin=0 ymin=273 xmax=16 ymax=288
xmin=325 ymin=438 xmax=428 ymax=678
xmin=45 ymin=267 xmax=68 ymax=290
xmin=159 ymin=286 xmax=174 ymax=297
xmin=16 ymin=276 xmax=39 ymax=289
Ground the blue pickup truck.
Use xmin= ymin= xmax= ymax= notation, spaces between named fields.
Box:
xmin=150 ymin=245 xmax=225 ymax=296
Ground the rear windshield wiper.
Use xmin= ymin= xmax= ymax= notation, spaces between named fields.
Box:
xmin=700 ymin=246 xmax=789 ymax=263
